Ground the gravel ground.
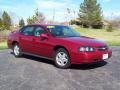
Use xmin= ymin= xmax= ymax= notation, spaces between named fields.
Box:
xmin=0 ymin=47 xmax=120 ymax=90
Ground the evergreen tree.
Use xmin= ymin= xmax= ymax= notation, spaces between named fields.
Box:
xmin=2 ymin=11 xmax=12 ymax=30
xmin=35 ymin=8 xmax=45 ymax=24
xmin=27 ymin=9 xmax=45 ymax=25
xmin=78 ymin=0 xmax=103 ymax=28
xmin=0 ymin=18 xmax=3 ymax=29
xmin=27 ymin=17 xmax=35 ymax=25
xmin=19 ymin=18 xmax=25 ymax=27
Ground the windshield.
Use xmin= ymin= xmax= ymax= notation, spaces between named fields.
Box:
xmin=47 ymin=26 xmax=80 ymax=37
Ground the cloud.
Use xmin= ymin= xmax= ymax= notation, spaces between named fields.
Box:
xmin=35 ymin=0 xmax=79 ymax=22
xmin=103 ymin=11 xmax=120 ymax=19
xmin=36 ymin=0 xmax=65 ymax=10
xmin=0 ymin=3 xmax=36 ymax=18
xmin=103 ymin=0 xmax=111 ymax=3
xmin=0 ymin=0 xmax=80 ymax=22
xmin=36 ymin=0 xmax=78 ymax=11
xmin=0 ymin=1 xmax=38 ymax=24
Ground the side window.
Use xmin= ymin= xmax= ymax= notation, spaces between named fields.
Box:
xmin=34 ymin=27 xmax=46 ymax=37
xmin=62 ymin=27 xmax=73 ymax=35
xmin=21 ymin=26 xmax=34 ymax=36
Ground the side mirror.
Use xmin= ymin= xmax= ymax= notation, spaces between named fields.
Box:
xmin=40 ymin=34 xmax=49 ymax=40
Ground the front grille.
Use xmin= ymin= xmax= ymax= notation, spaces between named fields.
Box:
xmin=97 ymin=46 xmax=108 ymax=51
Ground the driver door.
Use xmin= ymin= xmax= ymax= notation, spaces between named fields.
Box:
xmin=32 ymin=26 xmax=53 ymax=58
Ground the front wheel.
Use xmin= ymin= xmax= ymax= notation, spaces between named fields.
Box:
xmin=13 ymin=44 xmax=22 ymax=57
xmin=54 ymin=48 xmax=71 ymax=69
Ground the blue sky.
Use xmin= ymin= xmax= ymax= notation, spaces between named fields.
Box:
xmin=0 ymin=0 xmax=120 ymax=23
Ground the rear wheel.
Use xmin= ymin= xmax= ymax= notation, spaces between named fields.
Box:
xmin=54 ymin=48 xmax=71 ymax=69
xmin=13 ymin=44 xmax=22 ymax=57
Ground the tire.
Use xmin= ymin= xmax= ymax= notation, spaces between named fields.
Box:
xmin=13 ymin=44 xmax=22 ymax=57
xmin=54 ymin=48 xmax=71 ymax=69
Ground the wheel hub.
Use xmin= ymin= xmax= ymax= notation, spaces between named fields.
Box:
xmin=56 ymin=52 xmax=68 ymax=66
xmin=14 ymin=45 xmax=20 ymax=56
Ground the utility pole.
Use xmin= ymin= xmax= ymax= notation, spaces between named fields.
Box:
xmin=53 ymin=9 xmax=55 ymax=24
xmin=73 ymin=10 xmax=76 ymax=20
xmin=67 ymin=8 xmax=71 ymax=25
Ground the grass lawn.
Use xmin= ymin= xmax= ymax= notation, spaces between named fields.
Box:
xmin=76 ymin=28 xmax=120 ymax=46
xmin=0 ymin=42 xmax=8 ymax=50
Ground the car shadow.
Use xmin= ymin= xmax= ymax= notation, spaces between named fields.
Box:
xmin=10 ymin=52 xmax=108 ymax=70
xmin=22 ymin=54 xmax=55 ymax=65
xmin=10 ymin=52 xmax=54 ymax=65
xmin=70 ymin=61 xmax=108 ymax=70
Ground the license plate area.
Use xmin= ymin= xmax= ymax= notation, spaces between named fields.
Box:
xmin=102 ymin=54 xmax=108 ymax=60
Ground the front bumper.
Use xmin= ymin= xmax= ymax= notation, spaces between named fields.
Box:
xmin=71 ymin=49 xmax=112 ymax=64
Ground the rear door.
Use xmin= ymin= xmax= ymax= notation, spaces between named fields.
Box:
xmin=19 ymin=26 xmax=35 ymax=53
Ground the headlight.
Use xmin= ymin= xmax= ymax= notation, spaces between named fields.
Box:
xmin=79 ymin=47 xmax=94 ymax=52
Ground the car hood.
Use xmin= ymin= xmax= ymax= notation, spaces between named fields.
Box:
xmin=60 ymin=36 xmax=107 ymax=47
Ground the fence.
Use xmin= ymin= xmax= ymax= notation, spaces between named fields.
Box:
xmin=0 ymin=31 xmax=10 ymax=42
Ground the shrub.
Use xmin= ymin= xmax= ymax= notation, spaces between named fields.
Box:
xmin=106 ymin=24 xmax=113 ymax=32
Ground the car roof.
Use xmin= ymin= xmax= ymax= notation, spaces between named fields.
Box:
xmin=26 ymin=24 xmax=67 ymax=27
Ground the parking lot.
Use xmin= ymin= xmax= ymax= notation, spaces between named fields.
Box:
xmin=0 ymin=47 xmax=120 ymax=90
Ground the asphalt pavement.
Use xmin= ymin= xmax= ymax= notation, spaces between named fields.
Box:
xmin=0 ymin=47 xmax=120 ymax=90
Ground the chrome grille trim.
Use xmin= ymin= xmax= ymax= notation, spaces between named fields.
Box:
xmin=97 ymin=46 xmax=108 ymax=51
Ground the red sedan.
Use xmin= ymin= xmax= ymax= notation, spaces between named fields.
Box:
xmin=7 ymin=25 xmax=112 ymax=69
